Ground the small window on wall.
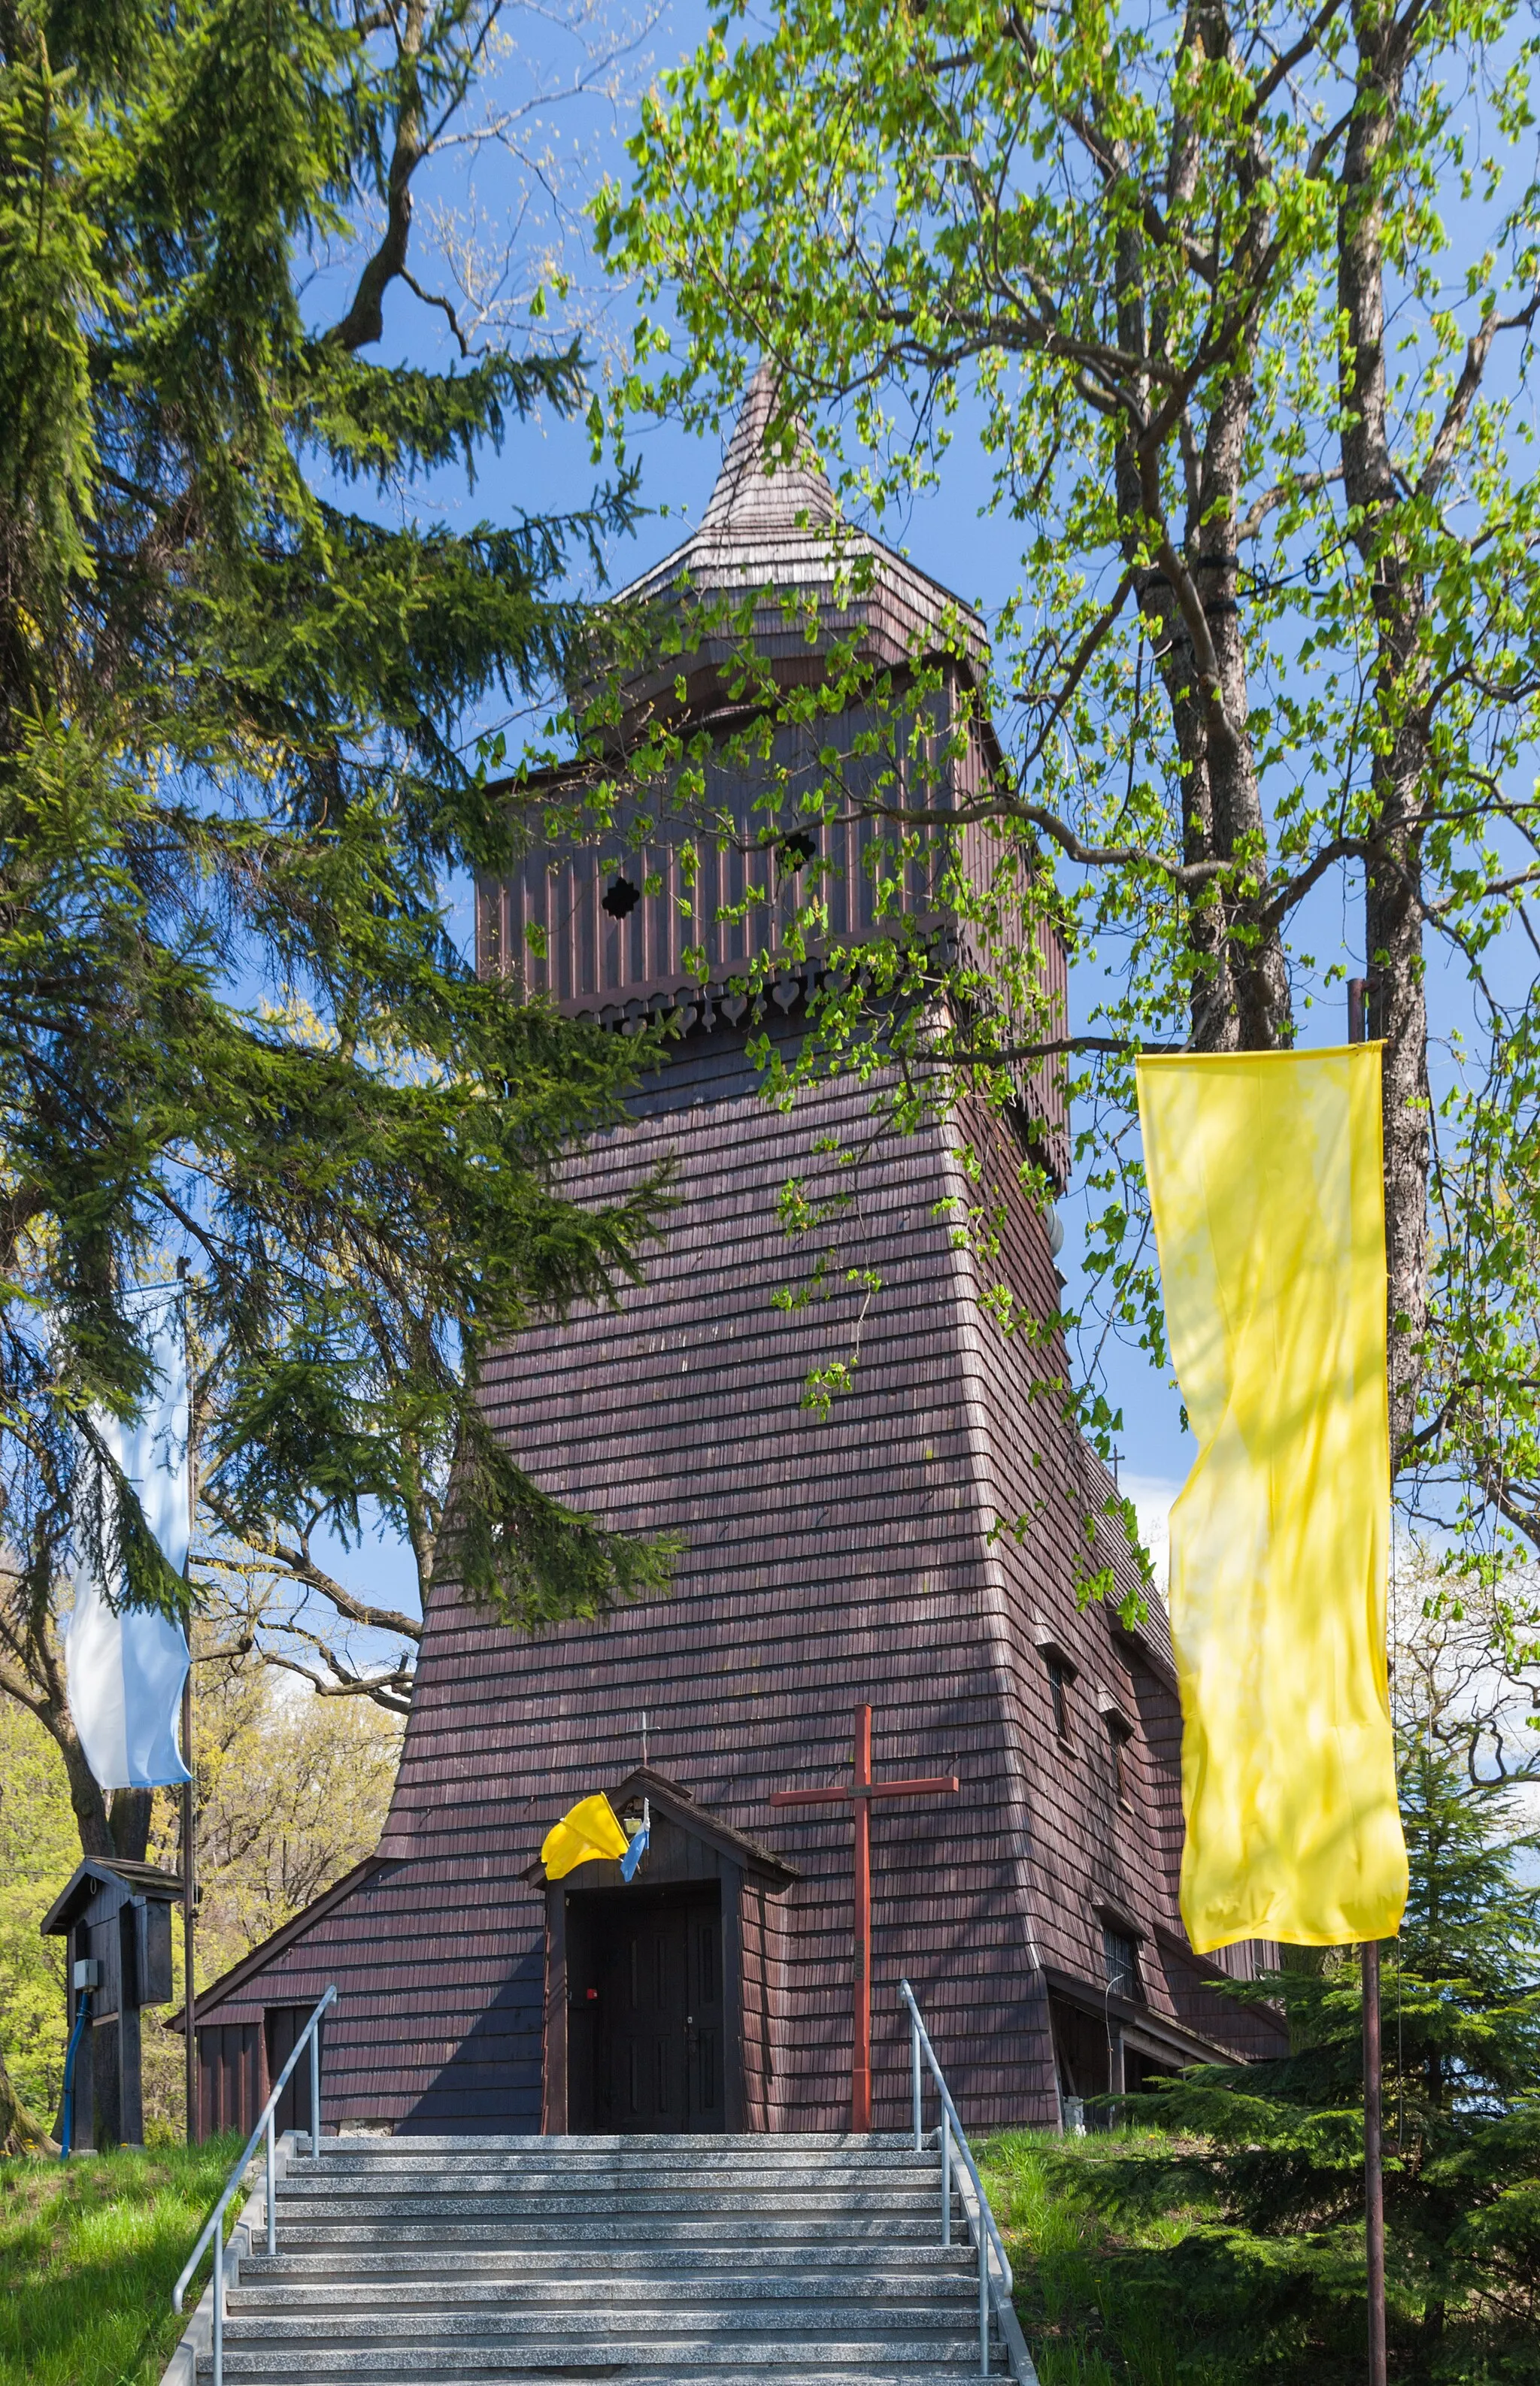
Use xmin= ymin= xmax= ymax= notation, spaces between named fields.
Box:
xmin=1102 ymin=1924 xmax=1140 ymax=2001
xmin=1047 ymin=1654 xmax=1072 ymax=1740
xmin=1106 ymin=1716 xmax=1132 ymax=1802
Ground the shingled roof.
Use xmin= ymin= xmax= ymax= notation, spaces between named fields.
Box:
xmin=613 ymin=363 xmax=987 ymax=683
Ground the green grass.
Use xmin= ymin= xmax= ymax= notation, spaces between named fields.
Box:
xmin=979 ymin=2128 xmax=1424 ymax=2386
xmin=979 ymin=2127 xmax=1344 ymax=2386
xmin=0 ymin=2137 xmax=242 ymax=2386
xmin=981 ymin=2129 xmax=1211 ymax=2386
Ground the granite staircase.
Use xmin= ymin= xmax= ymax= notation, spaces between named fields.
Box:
xmin=197 ymin=2133 xmax=1022 ymax=2383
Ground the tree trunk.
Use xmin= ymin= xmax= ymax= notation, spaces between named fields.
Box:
xmin=1117 ymin=380 xmax=1292 ymax=1057
xmin=0 ymin=2039 xmax=56 ymax=2155
xmin=1112 ymin=1 xmax=1293 ymax=1058
xmin=109 ymin=1784 xmax=154 ymax=1863
xmin=44 ymin=1696 xmax=116 ymax=1859
xmin=1337 ymin=0 xmax=1432 ymax=1460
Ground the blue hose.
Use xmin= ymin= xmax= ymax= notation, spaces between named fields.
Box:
xmin=59 ymin=1987 xmax=92 ymax=2160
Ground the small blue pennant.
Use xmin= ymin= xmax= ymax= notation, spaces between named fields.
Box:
xmin=620 ymin=1802 xmax=650 ymax=1883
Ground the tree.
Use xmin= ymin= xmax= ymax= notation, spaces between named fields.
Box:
xmin=0 ymin=0 xmax=679 ymax=1869
xmin=0 ymin=1653 xmax=402 ymax=2145
xmin=0 ymin=1701 xmax=68 ymax=2151
xmin=591 ymin=0 xmax=1540 ymax=1587
xmin=1082 ymin=1737 xmax=1540 ymax=2378
xmin=141 ymin=1651 xmax=404 ymax=2135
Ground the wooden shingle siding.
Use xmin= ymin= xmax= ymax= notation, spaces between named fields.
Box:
xmin=481 ymin=712 xmax=1069 ymax=1184
xmin=190 ymin=1018 xmax=1282 ymax=2134
xmin=186 ymin=370 xmax=1284 ymax=2133
xmin=198 ymin=2021 xmax=263 ymax=2140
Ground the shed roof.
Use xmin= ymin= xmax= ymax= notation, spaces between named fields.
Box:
xmin=41 ymin=1857 xmax=183 ymax=1936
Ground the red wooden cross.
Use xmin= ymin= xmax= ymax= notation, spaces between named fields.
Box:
xmin=771 ymin=1704 xmax=959 ymax=2132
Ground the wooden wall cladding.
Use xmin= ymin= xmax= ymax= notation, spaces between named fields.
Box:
xmin=198 ymin=2021 xmax=263 ymax=2141
xmin=477 ymin=693 xmax=1069 ymax=1185
xmin=187 ymin=1020 xmax=1281 ymax=2135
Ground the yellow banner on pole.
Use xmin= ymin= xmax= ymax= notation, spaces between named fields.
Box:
xmin=1135 ymin=1047 xmax=1407 ymax=1952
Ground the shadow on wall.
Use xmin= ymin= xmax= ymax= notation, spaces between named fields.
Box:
xmin=400 ymin=1943 xmax=545 ymax=2135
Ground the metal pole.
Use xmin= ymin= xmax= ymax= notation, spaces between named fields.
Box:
xmin=1348 ymin=981 xmax=1388 ymax=2386
xmin=213 ymin=2227 xmax=223 ymax=2386
xmin=1364 ymin=1941 xmax=1387 ymax=2386
xmin=310 ymin=2021 xmax=321 ymax=2157
xmin=851 ymin=1705 xmax=872 ymax=2133
xmin=181 ymin=1274 xmax=198 ymax=2147
xmin=978 ymin=2224 xmax=990 ymax=2376
xmin=181 ymin=1666 xmax=196 ymax=2145
xmin=265 ymin=2113 xmax=276 ymax=2258
xmin=941 ymin=2107 xmax=952 ymax=2248
xmin=911 ymin=2008 xmax=923 ymax=2151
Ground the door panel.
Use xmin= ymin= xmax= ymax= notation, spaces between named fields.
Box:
xmin=566 ymin=1886 xmax=725 ymax=2133
xmin=264 ymin=2005 xmax=316 ymax=2139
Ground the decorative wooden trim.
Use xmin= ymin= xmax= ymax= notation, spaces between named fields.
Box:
xmin=721 ymin=1861 xmax=746 ymax=2133
xmin=542 ymin=1884 xmax=568 ymax=2135
xmin=1094 ymin=1686 xmax=1135 ymax=1736
xmin=1031 ymin=1620 xmax=1080 ymax=1677
xmin=524 ymin=1766 xmax=799 ymax=1893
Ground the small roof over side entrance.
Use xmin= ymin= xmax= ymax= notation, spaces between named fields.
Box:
xmin=524 ymin=1766 xmax=799 ymax=1893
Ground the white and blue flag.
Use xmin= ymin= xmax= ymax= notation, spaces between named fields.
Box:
xmin=66 ymin=1297 xmax=192 ymax=1790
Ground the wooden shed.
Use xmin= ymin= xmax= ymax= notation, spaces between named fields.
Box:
xmin=42 ymin=1856 xmax=180 ymax=2148
xmin=187 ymin=372 xmax=1286 ymax=2139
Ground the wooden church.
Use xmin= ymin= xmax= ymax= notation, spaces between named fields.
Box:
xmin=189 ymin=372 xmax=1286 ymax=2140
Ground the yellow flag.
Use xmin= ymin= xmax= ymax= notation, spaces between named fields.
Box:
xmin=541 ymin=1792 xmax=630 ymax=1881
xmin=1135 ymin=1046 xmax=1407 ymax=1952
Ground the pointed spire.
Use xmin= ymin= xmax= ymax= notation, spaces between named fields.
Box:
xmin=609 ymin=359 xmax=985 ymax=681
xmin=698 ymin=362 xmax=835 ymax=534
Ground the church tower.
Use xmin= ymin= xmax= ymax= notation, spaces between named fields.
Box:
xmin=189 ymin=374 xmax=1284 ymax=2139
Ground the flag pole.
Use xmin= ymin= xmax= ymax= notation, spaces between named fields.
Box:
xmin=178 ymin=1264 xmax=198 ymax=2147
xmin=1363 ymin=1938 xmax=1387 ymax=2385
xmin=1348 ymin=975 xmax=1387 ymax=2386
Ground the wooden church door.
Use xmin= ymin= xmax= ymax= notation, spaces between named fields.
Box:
xmin=567 ymin=1885 xmax=724 ymax=2133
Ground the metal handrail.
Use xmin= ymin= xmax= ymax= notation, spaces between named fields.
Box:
xmin=173 ymin=1984 xmax=336 ymax=2386
xmin=899 ymin=1977 xmax=1014 ymax=2378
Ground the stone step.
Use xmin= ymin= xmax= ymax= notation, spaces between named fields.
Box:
xmin=229 ymin=2281 xmax=977 ymax=2314
xmin=271 ymin=2218 xmax=949 ymax=2248
xmin=310 ymin=2147 xmax=911 ymax=2166
xmin=202 ymin=2368 xmax=993 ymax=2385
xmin=220 ymin=2316 xmax=976 ymax=2348
xmin=226 ymin=2293 xmax=975 ymax=2326
xmin=283 ymin=2160 xmax=937 ymax=2188
xmin=199 ymin=2344 xmax=993 ymax=2378
xmin=295 ymin=2144 xmax=926 ymax=2170
xmin=241 ymin=2248 xmax=972 ymax=2281
xmin=274 ymin=2189 xmax=941 ymax=2217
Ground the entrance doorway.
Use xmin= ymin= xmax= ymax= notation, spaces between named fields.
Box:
xmin=565 ymin=1884 xmax=724 ymax=2133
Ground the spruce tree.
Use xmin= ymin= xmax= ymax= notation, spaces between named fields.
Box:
xmin=0 ymin=0 xmax=673 ymax=1866
xmin=1110 ymin=1745 xmax=1540 ymax=2379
